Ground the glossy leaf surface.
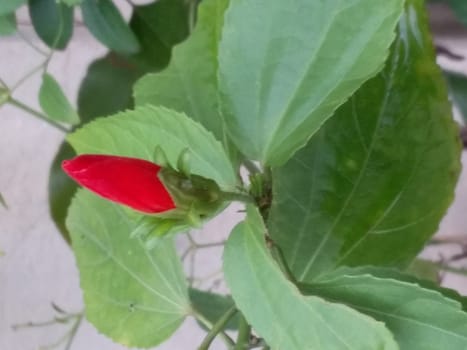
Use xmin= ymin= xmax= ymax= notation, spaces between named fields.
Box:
xmin=268 ymin=0 xmax=461 ymax=281
xmin=302 ymin=268 xmax=467 ymax=349
xmin=0 ymin=14 xmax=16 ymax=35
xmin=224 ymin=206 xmax=398 ymax=350
xmin=29 ymin=0 xmax=73 ymax=49
xmin=219 ymin=0 xmax=404 ymax=165
xmin=0 ymin=0 xmax=26 ymax=16
xmin=134 ymin=0 xmax=228 ymax=144
xmin=67 ymin=190 xmax=189 ymax=347
xmin=81 ymin=0 xmax=140 ymax=54
xmin=39 ymin=73 xmax=80 ymax=125
xmin=67 ymin=105 xmax=238 ymax=191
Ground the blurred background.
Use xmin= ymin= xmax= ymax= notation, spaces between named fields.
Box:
xmin=2 ymin=1 xmax=467 ymax=349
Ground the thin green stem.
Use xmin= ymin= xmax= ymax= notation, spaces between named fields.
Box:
xmin=17 ymin=30 xmax=49 ymax=57
xmin=63 ymin=314 xmax=83 ymax=350
xmin=8 ymin=98 xmax=69 ymax=133
xmin=234 ymin=315 xmax=250 ymax=350
xmin=220 ymin=191 xmax=254 ymax=204
xmin=197 ymin=307 xmax=237 ymax=350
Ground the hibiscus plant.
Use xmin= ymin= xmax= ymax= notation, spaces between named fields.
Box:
xmin=2 ymin=0 xmax=467 ymax=348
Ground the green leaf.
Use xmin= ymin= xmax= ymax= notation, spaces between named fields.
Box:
xmin=189 ymin=289 xmax=239 ymax=330
xmin=445 ymin=70 xmax=467 ymax=124
xmin=0 ymin=0 xmax=26 ymax=16
xmin=224 ymin=206 xmax=398 ymax=350
xmin=0 ymin=13 xmax=16 ymax=36
xmin=66 ymin=190 xmax=189 ymax=347
xmin=48 ymin=142 xmax=76 ymax=244
xmin=219 ymin=0 xmax=404 ymax=166
xmin=39 ymin=73 xmax=80 ymax=125
xmin=61 ymin=0 xmax=82 ymax=5
xmin=448 ymin=0 xmax=467 ymax=26
xmin=81 ymin=0 xmax=140 ymax=54
xmin=67 ymin=105 xmax=238 ymax=191
xmin=127 ymin=0 xmax=189 ymax=71
xmin=302 ymin=268 xmax=467 ymax=349
xmin=268 ymin=0 xmax=461 ymax=281
xmin=77 ymin=54 xmax=142 ymax=122
xmin=134 ymin=0 xmax=229 ymax=145
xmin=406 ymin=259 xmax=440 ymax=283
xmin=132 ymin=0 xmax=189 ymax=49
xmin=29 ymin=0 xmax=73 ymax=49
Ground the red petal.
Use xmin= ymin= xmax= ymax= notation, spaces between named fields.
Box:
xmin=62 ymin=155 xmax=176 ymax=214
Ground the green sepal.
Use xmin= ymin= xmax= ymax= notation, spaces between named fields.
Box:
xmin=153 ymin=145 xmax=170 ymax=168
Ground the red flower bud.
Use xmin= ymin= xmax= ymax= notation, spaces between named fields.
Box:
xmin=62 ymin=155 xmax=176 ymax=214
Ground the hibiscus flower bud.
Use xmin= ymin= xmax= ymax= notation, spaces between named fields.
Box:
xmin=62 ymin=154 xmax=176 ymax=214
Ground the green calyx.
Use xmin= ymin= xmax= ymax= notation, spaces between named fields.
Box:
xmin=158 ymin=167 xmax=224 ymax=221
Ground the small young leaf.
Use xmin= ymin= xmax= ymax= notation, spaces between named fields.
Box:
xmin=224 ymin=206 xmax=398 ymax=350
xmin=303 ymin=268 xmax=467 ymax=349
xmin=39 ymin=73 xmax=80 ymax=125
xmin=0 ymin=0 xmax=26 ymax=16
xmin=29 ymin=0 xmax=73 ymax=49
xmin=66 ymin=190 xmax=190 ymax=347
xmin=67 ymin=105 xmax=238 ymax=191
xmin=81 ymin=0 xmax=140 ymax=54
xmin=219 ymin=0 xmax=404 ymax=166
xmin=0 ymin=14 xmax=16 ymax=36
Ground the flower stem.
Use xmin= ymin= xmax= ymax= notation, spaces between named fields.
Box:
xmin=219 ymin=191 xmax=254 ymax=204
xmin=8 ymin=97 xmax=69 ymax=133
xmin=234 ymin=314 xmax=250 ymax=350
xmin=197 ymin=306 xmax=237 ymax=350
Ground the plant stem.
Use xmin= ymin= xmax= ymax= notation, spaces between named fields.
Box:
xmin=220 ymin=191 xmax=254 ymax=204
xmin=234 ymin=315 xmax=250 ymax=350
xmin=8 ymin=98 xmax=69 ymax=133
xmin=63 ymin=314 xmax=83 ymax=350
xmin=197 ymin=306 xmax=237 ymax=350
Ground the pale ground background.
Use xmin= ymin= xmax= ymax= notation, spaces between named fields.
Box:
xmin=1 ymin=3 xmax=467 ymax=350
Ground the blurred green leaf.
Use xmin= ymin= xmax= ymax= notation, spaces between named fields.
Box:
xmin=189 ymin=289 xmax=239 ymax=330
xmin=29 ymin=0 xmax=73 ymax=49
xmin=445 ymin=70 xmax=467 ymax=124
xmin=0 ymin=0 xmax=26 ymax=16
xmin=224 ymin=206 xmax=398 ymax=349
xmin=66 ymin=189 xmax=189 ymax=347
xmin=81 ymin=0 xmax=140 ymax=54
xmin=406 ymin=259 xmax=440 ymax=282
xmin=134 ymin=0 xmax=229 ymax=148
xmin=268 ymin=0 xmax=461 ymax=281
xmin=219 ymin=0 xmax=404 ymax=166
xmin=67 ymin=105 xmax=238 ymax=191
xmin=61 ymin=0 xmax=82 ymax=5
xmin=302 ymin=268 xmax=467 ymax=349
xmin=39 ymin=73 xmax=80 ymax=125
xmin=448 ymin=0 xmax=467 ymax=26
xmin=0 ymin=14 xmax=16 ymax=36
